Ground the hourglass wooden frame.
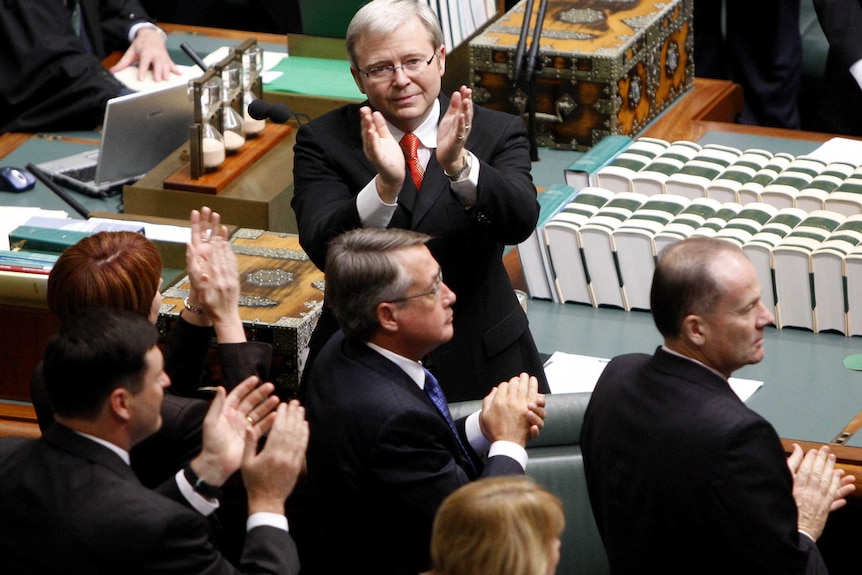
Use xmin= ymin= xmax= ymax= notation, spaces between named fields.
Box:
xmin=188 ymin=38 xmax=263 ymax=179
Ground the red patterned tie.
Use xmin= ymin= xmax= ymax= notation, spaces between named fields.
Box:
xmin=399 ymin=132 xmax=424 ymax=190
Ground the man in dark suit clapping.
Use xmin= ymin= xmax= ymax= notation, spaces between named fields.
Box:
xmin=581 ymin=236 xmax=855 ymax=574
xmin=0 ymin=309 xmax=308 ymax=574
xmin=302 ymin=227 xmax=546 ymax=575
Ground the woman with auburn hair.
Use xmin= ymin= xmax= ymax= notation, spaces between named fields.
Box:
xmin=46 ymin=230 xmax=162 ymax=323
xmin=30 ymin=207 xmax=273 ymax=488
xmin=428 ymin=476 xmax=565 ymax=575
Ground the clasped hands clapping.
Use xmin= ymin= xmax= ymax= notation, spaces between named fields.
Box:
xmin=360 ymin=85 xmax=474 ymax=204
xmin=787 ymin=443 xmax=856 ymax=540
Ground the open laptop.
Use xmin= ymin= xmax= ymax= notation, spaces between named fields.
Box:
xmin=37 ymin=83 xmax=193 ymax=198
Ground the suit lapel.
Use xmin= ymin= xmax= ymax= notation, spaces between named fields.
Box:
xmin=410 ymin=155 xmax=446 ymax=228
xmin=342 ymin=336 xmax=480 ymax=478
xmin=408 ymin=95 xmax=452 ymax=228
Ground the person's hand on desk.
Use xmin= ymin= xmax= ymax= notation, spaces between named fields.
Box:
xmin=110 ymin=26 xmax=179 ymax=82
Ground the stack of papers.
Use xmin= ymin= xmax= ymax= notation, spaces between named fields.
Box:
xmin=543 ymin=350 xmax=764 ymax=402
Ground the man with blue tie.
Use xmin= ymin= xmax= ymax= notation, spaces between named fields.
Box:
xmin=302 ymin=227 xmax=546 ymax=575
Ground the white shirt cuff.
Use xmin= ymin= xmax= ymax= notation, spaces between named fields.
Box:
xmin=128 ymin=22 xmax=166 ymax=43
xmin=175 ymin=469 xmax=220 ymax=516
xmin=247 ymin=512 xmax=289 ymax=533
xmin=449 ymin=151 xmax=480 ymax=207
xmin=489 ymin=440 xmax=528 ymax=470
xmin=465 ymin=410 xmax=528 ymax=471
xmin=850 ymin=59 xmax=862 ymax=92
xmin=357 ymin=179 xmax=397 ymax=228
xmin=465 ymin=410 xmax=490 ymax=454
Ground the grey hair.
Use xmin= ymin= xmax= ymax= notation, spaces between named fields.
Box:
xmin=346 ymin=0 xmax=445 ymax=68
xmin=325 ymin=227 xmax=432 ymax=342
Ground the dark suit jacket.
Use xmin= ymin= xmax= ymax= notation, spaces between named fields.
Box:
xmin=814 ymin=0 xmax=862 ymax=135
xmin=0 ymin=0 xmax=152 ymax=132
xmin=694 ymin=0 xmax=802 ymax=128
xmin=302 ymin=332 xmax=524 ymax=575
xmin=292 ymin=95 xmax=548 ymax=402
xmin=30 ymin=317 xmax=272 ymax=489
xmin=0 ymin=424 xmax=299 ymax=575
xmin=580 ymin=348 xmax=827 ymax=575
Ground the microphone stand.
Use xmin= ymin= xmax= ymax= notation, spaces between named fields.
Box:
xmin=513 ymin=0 xmax=548 ymax=161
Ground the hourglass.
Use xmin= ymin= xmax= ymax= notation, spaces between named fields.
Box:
xmin=199 ymin=75 xmax=226 ymax=171
xmin=241 ymin=44 xmax=266 ymax=137
xmin=220 ymin=60 xmax=246 ymax=153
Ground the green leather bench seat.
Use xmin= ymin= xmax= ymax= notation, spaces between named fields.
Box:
xmin=449 ymin=392 xmax=609 ymax=575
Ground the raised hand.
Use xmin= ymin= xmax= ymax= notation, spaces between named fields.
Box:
xmin=242 ymin=400 xmax=310 ymax=514
xmin=436 ymin=85 xmax=473 ymax=174
xmin=185 ymin=207 xmax=245 ymax=342
xmin=359 ymin=106 xmax=406 ymax=204
xmin=189 ymin=376 xmax=280 ymax=488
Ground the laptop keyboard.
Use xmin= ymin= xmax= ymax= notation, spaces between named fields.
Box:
xmin=61 ymin=164 xmax=97 ymax=183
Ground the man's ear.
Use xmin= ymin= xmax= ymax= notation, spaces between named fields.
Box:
xmin=681 ymin=313 xmax=707 ymax=346
xmin=376 ymin=301 xmax=399 ymax=334
xmin=108 ymin=388 xmax=133 ymax=424
xmin=350 ymin=67 xmax=367 ymax=95
xmin=437 ymin=45 xmax=446 ymax=76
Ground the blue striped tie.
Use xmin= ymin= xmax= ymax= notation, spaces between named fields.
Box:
xmin=424 ymin=369 xmax=478 ymax=477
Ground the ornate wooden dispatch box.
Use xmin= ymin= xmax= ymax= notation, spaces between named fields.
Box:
xmin=159 ymin=229 xmax=324 ymax=397
xmin=469 ymin=0 xmax=694 ymax=151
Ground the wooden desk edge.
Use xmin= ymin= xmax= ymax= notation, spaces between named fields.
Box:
xmin=0 ymin=403 xmax=39 ymax=439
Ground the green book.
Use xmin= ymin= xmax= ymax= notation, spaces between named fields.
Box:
xmin=8 ymin=226 xmax=90 ymax=254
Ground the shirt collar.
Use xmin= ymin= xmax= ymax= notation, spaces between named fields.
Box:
xmin=366 ymin=341 xmax=426 ymax=389
xmin=661 ymin=345 xmax=728 ymax=382
xmin=386 ymin=98 xmax=440 ymax=149
xmin=74 ymin=430 xmax=131 ymax=465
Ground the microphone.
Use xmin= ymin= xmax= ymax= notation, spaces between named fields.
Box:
xmin=180 ymin=42 xmax=209 ymax=73
xmin=248 ymin=99 xmax=292 ymax=124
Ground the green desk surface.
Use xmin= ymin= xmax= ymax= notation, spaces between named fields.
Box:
xmin=0 ymin=137 xmax=123 ymax=217
xmin=526 ymin=299 xmax=862 ymax=446
xmin=265 ymin=57 xmax=364 ymax=100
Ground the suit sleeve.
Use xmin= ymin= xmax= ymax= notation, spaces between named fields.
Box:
xmin=163 ymin=316 xmax=273 ymax=396
xmin=467 ymin=108 xmax=540 ymax=246
xmin=814 ymin=0 xmax=862 ymax=70
xmin=370 ymin=407 xmax=522 ymax=529
xmin=714 ymin=418 xmax=827 ymax=575
xmin=163 ymin=317 xmax=212 ymax=397
xmin=0 ymin=0 xmax=123 ymax=132
xmin=218 ymin=341 xmax=273 ymax=389
xmin=95 ymin=0 xmax=156 ymax=53
xmin=143 ymin=505 xmax=300 ymax=575
xmin=292 ymin=113 xmax=367 ymax=269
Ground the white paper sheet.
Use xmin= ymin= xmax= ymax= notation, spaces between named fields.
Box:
xmin=543 ymin=350 xmax=764 ymax=402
